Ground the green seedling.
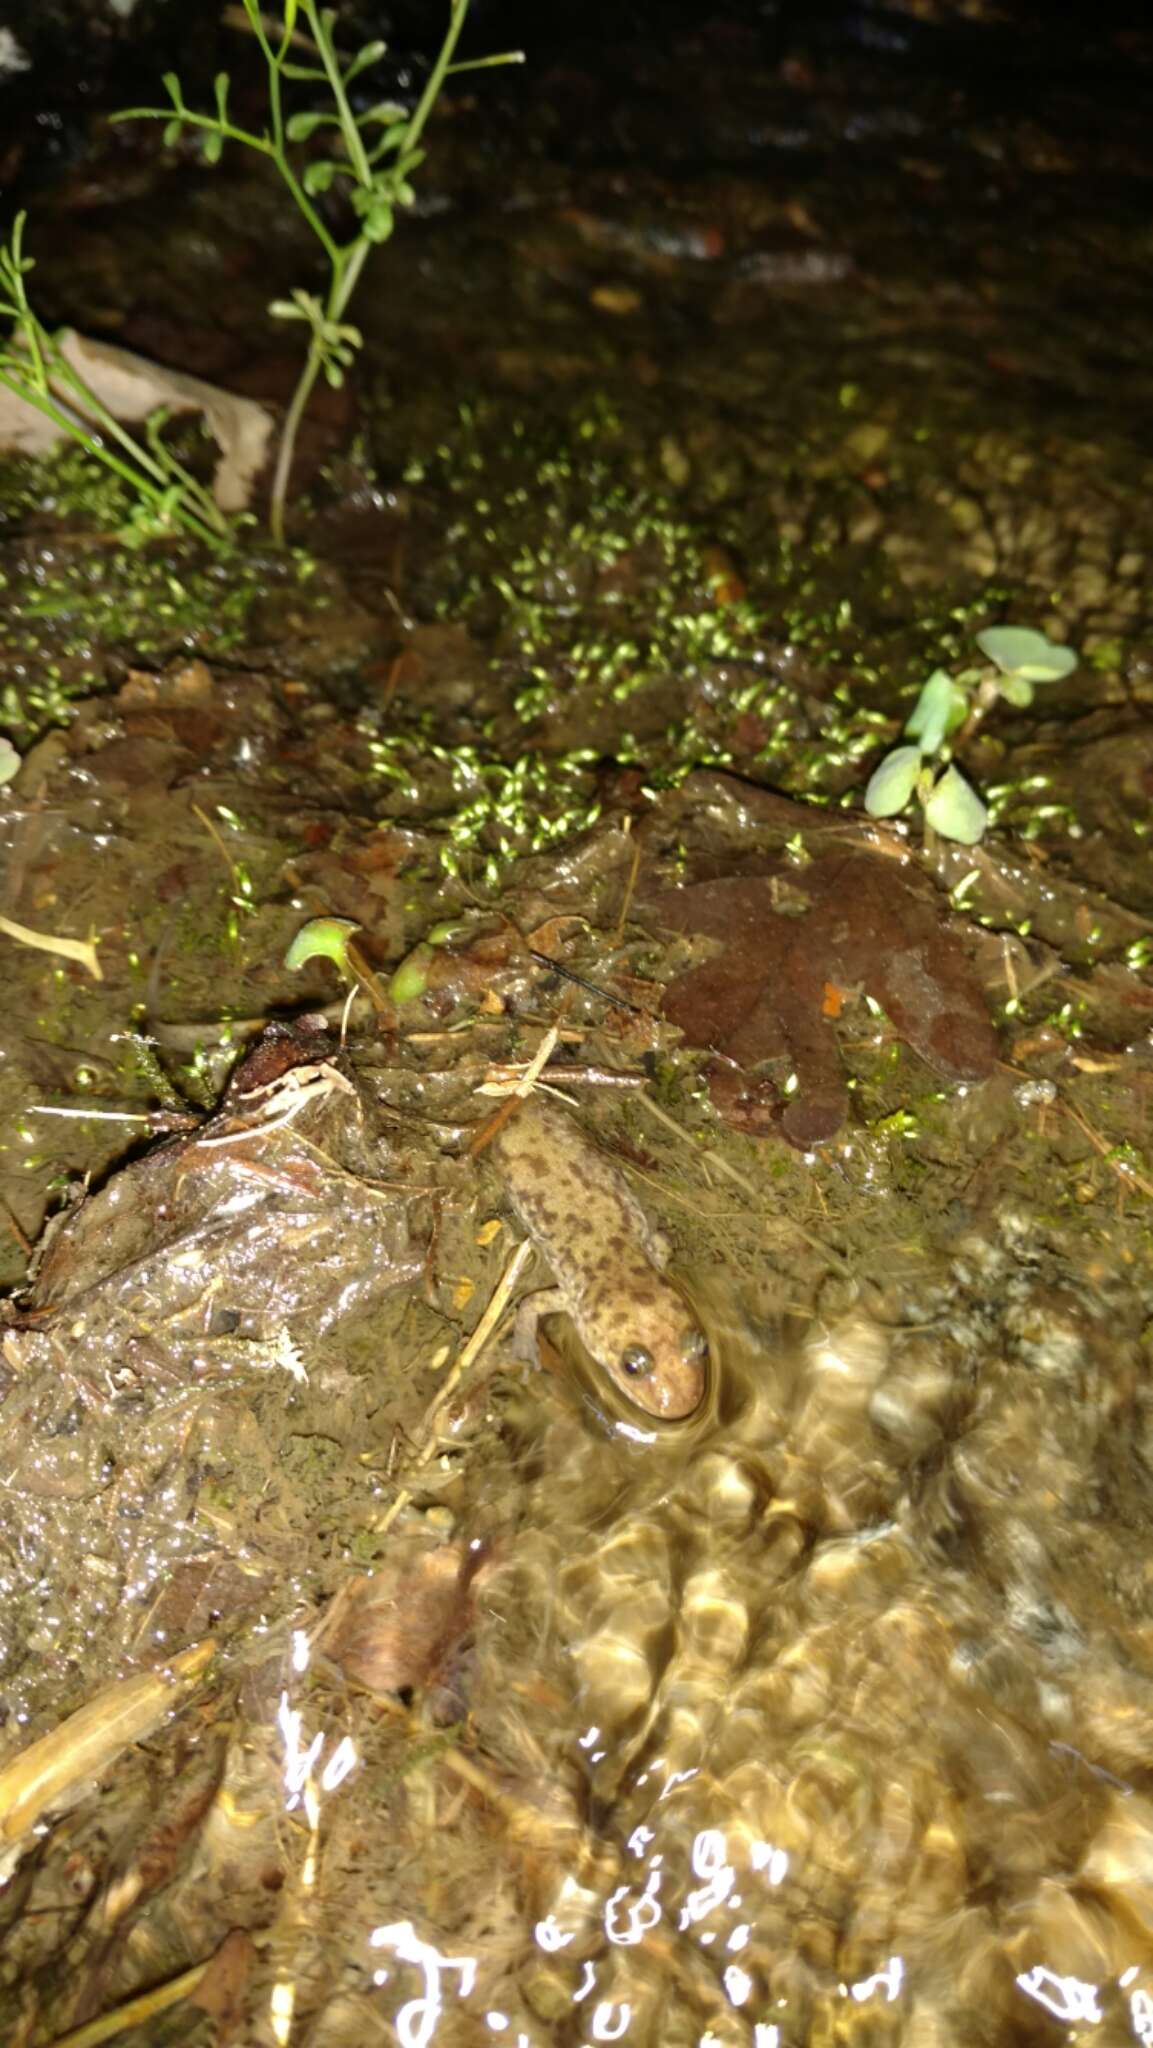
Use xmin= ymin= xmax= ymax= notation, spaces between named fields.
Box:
xmin=865 ymin=626 xmax=1077 ymax=846
xmin=284 ymin=915 xmax=361 ymax=974
xmin=114 ymin=0 xmax=523 ymax=543
xmin=0 ymin=216 xmax=231 ymax=549
xmin=285 ymin=914 xmax=393 ymax=1016
xmin=389 ymin=921 xmax=471 ymax=1004
xmin=388 ymin=942 xmax=435 ymax=1005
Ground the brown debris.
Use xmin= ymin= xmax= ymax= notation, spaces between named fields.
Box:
xmin=324 ymin=1541 xmax=492 ymax=1718
xmin=641 ymin=777 xmax=998 ymax=1147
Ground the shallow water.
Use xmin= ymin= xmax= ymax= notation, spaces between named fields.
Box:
xmin=332 ymin=1157 xmax=1151 ymax=2048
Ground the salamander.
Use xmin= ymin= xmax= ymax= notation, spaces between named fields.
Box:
xmin=492 ymin=1096 xmax=708 ymax=1421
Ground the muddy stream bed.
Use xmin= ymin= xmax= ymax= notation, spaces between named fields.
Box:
xmin=0 ymin=4 xmax=1152 ymax=2043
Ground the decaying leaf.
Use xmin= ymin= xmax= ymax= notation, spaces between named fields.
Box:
xmin=646 ymin=848 xmax=997 ymax=1147
xmin=324 ymin=1540 xmax=491 ymax=1717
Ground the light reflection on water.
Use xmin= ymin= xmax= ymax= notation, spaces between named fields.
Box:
xmin=356 ymin=1878 xmax=1153 ymax=2047
xmin=269 ymin=1229 xmax=1152 ymax=2045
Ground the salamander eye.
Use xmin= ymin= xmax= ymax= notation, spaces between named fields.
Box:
xmin=620 ymin=1344 xmax=655 ymax=1379
xmin=681 ymin=1327 xmax=708 ymax=1364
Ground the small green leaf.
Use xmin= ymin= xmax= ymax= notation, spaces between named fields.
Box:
xmin=286 ymin=109 xmax=336 ymax=141
xmin=302 ymin=159 xmax=340 ymax=194
xmin=359 ymin=100 xmax=408 ymax=125
xmin=864 ymin=744 xmax=923 ymax=818
xmin=998 ymin=673 xmax=1034 ymax=708
xmin=976 ymin=625 xmax=1078 ymax=683
xmin=163 ymin=118 xmax=183 ymax=147
xmin=369 ymin=129 xmax=408 ymax=160
xmin=360 ymin=201 xmax=394 ymax=243
xmin=284 ymin=917 xmax=361 ymax=975
xmin=389 ymin=943 xmax=434 ymax=1005
xmin=279 ymin=62 xmax=329 ymax=80
xmin=162 ymin=71 xmax=184 ymax=105
xmin=905 ymin=668 xmax=968 ymax=754
xmin=923 ymin=764 xmax=987 ymax=845
xmin=344 ymin=40 xmax=388 ymax=82
xmin=202 ymin=130 xmax=224 ymax=165
xmin=213 ymin=72 xmax=230 ymax=120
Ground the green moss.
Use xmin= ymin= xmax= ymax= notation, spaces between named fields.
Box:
xmin=361 ymin=717 xmax=605 ymax=888
xmin=0 ymin=447 xmax=318 ymax=741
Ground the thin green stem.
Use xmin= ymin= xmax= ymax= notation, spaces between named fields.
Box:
xmin=271 ymin=156 xmax=342 ymax=267
xmin=0 ymin=363 xmax=225 ymax=547
xmin=403 ymin=0 xmax=471 ymax=157
xmin=258 ymin=13 xmax=290 ymax=164
xmin=329 ymin=237 xmax=371 ymax=322
xmin=110 ymin=106 xmax=275 ymax=157
xmin=268 ymin=342 xmax=323 ymax=544
xmin=50 ymin=359 xmax=231 ymax=537
xmin=301 ymin=0 xmax=372 ymax=186
xmin=142 ymin=413 xmax=228 ymax=532
xmin=7 ymin=222 xmax=49 ymax=391
xmin=47 ymin=358 xmax=174 ymax=488
xmin=268 ymin=233 xmax=371 ymax=541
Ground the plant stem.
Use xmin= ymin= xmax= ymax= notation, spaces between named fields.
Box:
xmin=0 ymin=362 xmax=226 ymax=546
xmin=403 ymin=0 xmax=472 ymax=157
xmin=304 ymin=0 xmax=373 ymax=185
xmin=266 ymin=0 xmax=471 ymax=543
xmin=950 ymin=674 xmax=999 ymax=754
xmin=268 ymin=235 xmax=369 ymax=543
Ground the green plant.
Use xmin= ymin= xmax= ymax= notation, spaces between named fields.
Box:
xmin=0 ymin=215 xmax=231 ymax=548
xmin=864 ymin=625 xmax=1078 ymax=846
xmin=113 ymin=0 xmax=522 ymax=543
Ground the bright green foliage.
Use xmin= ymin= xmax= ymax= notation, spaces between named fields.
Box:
xmin=903 ymin=668 xmax=968 ymax=753
xmin=113 ymin=0 xmax=523 ymax=541
xmin=863 ymin=744 xmax=921 ymax=818
xmin=975 ymin=625 xmax=1078 ymax=690
xmin=0 ymin=215 xmax=231 ymax=548
xmin=922 ymin=763 xmax=987 ymax=845
xmin=284 ymin=915 xmax=361 ymax=974
xmin=388 ymin=943 xmax=435 ymax=1004
xmin=864 ymin=625 xmax=1078 ymax=846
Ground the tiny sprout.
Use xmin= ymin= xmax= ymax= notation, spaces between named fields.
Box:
xmin=976 ymin=625 xmax=1077 ymax=689
xmin=284 ymin=917 xmax=361 ymax=976
xmin=864 ymin=744 xmax=921 ymax=819
xmin=863 ymin=623 xmax=1078 ymax=847
xmin=922 ymin=764 xmax=987 ymax=845
xmin=389 ymin=943 xmax=435 ymax=1005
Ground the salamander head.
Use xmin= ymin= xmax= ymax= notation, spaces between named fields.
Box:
xmin=605 ymin=1295 xmax=709 ymax=1420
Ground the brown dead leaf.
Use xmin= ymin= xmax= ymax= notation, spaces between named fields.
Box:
xmin=646 ymin=851 xmax=997 ymax=1147
xmin=325 ymin=1541 xmax=492 ymax=1712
